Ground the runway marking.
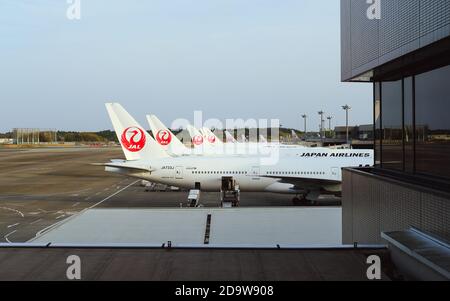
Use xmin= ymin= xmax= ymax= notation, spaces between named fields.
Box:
xmin=7 ymin=223 xmax=20 ymax=228
xmin=4 ymin=230 xmax=17 ymax=243
xmin=30 ymin=219 xmax=43 ymax=225
xmin=0 ymin=207 xmax=25 ymax=218
xmin=72 ymin=202 xmax=80 ymax=207
xmin=34 ymin=180 xmax=139 ymax=239
xmin=88 ymin=180 xmax=139 ymax=209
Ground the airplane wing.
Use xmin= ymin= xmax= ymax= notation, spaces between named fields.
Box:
xmin=261 ymin=175 xmax=341 ymax=190
xmin=91 ymin=162 xmax=155 ymax=172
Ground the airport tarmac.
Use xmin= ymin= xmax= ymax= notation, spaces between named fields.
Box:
xmin=0 ymin=147 xmax=340 ymax=243
xmin=0 ymin=147 xmax=398 ymax=281
xmin=0 ymin=147 xmax=132 ymax=243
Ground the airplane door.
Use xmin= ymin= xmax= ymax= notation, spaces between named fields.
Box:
xmin=175 ymin=166 xmax=183 ymax=179
xmin=251 ymin=166 xmax=260 ymax=177
xmin=331 ymin=167 xmax=340 ymax=180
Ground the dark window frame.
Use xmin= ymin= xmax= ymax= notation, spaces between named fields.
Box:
xmin=375 ymin=66 xmax=450 ymax=181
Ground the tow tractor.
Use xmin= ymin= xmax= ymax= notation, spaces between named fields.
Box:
xmin=187 ymin=189 xmax=201 ymax=207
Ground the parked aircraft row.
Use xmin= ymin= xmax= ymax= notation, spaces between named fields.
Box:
xmin=147 ymin=114 xmax=304 ymax=157
xmin=100 ymin=103 xmax=373 ymax=202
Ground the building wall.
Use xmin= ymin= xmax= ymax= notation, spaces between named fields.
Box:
xmin=341 ymin=0 xmax=450 ymax=81
xmin=342 ymin=168 xmax=450 ymax=244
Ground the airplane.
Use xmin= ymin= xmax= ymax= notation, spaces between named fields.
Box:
xmin=102 ymin=103 xmax=374 ymax=202
xmin=239 ymin=134 xmax=248 ymax=143
xmin=224 ymin=130 xmax=237 ymax=143
xmin=146 ymin=114 xmax=189 ymax=156
xmin=200 ymin=127 xmax=224 ymax=148
xmin=291 ymin=130 xmax=302 ymax=143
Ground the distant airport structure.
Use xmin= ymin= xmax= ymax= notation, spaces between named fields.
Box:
xmin=334 ymin=124 xmax=373 ymax=141
xmin=12 ymin=128 xmax=58 ymax=145
xmin=0 ymin=138 xmax=13 ymax=144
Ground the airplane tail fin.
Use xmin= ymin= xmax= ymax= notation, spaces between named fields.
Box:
xmin=186 ymin=124 xmax=205 ymax=147
xmin=225 ymin=130 xmax=237 ymax=143
xmin=201 ymin=127 xmax=224 ymax=146
xmin=105 ymin=103 xmax=169 ymax=161
xmin=147 ymin=114 xmax=188 ymax=155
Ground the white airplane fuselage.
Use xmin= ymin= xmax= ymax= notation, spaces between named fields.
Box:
xmin=108 ymin=148 xmax=373 ymax=194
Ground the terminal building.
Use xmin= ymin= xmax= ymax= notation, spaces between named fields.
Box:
xmin=334 ymin=125 xmax=373 ymax=141
xmin=341 ymin=0 xmax=450 ymax=280
xmin=340 ymin=0 xmax=450 ymax=277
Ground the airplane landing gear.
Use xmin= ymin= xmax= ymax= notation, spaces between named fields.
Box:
xmin=292 ymin=194 xmax=308 ymax=206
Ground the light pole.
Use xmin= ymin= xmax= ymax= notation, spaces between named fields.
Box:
xmin=342 ymin=105 xmax=351 ymax=144
xmin=318 ymin=111 xmax=324 ymax=139
xmin=301 ymin=114 xmax=307 ymax=138
xmin=327 ymin=116 xmax=333 ymax=138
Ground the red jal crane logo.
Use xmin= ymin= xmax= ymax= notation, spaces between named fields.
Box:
xmin=121 ymin=127 xmax=146 ymax=152
xmin=208 ymin=135 xmax=216 ymax=143
xmin=192 ymin=135 xmax=204 ymax=146
xmin=156 ymin=130 xmax=172 ymax=146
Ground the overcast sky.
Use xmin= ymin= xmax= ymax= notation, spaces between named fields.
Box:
xmin=0 ymin=0 xmax=372 ymax=132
